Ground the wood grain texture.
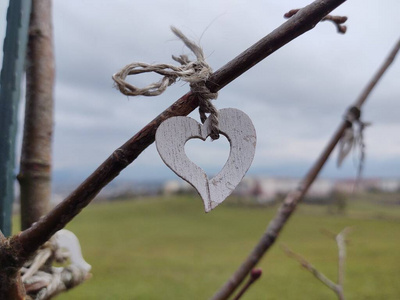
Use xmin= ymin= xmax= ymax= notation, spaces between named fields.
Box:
xmin=156 ymin=108 xmax=256 ymax=212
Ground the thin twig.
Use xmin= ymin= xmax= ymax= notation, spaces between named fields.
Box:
xmin=282 ymin=245 xmax=340 ymax=293
xmin=232 ymin=269 xmax=262 ymax=300
xmin=336 ymin=227 xmax=352 ymax=290
xmin=355 ymin=39 xmax=400 ymax=108
xmin=9 ymin=0 xmax=347 ymax=262
xmin=210 ymin=38 xmax=400 ymax=300
xmin=282 ymin=227 xmax=351 ymax=300
xmin=323 ymin=15 xmax=347 ymax=33
xmin=284 ymin=8 xmax=347 ymax=33
xmin=321 ymin=228 xmax=351 ymax=245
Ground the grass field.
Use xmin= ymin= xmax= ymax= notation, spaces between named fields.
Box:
xmin=44 ymin=193 xmax=400 ymax=299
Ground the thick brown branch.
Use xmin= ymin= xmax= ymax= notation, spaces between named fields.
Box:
xmin=0 ymin=232 xmax=26 ymax=299
xmin=210 ymin=38 xmax=400 ymax=300
xmin=12 ymin=0 xmax=348 ymax=262
xmin=15 ymin=92 xmax=197 ymax=257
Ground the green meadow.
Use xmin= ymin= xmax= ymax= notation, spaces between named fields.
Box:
xmin=40 ymin=193 xmax=400 ymax=299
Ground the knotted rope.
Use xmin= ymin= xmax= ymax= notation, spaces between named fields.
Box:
xmin=112 ymin=26 xmax=220 ymax=139
xmin=338 ymin=106 xmax=370 ymax=177
xmin=21 ymin=230 xmax=91 ymax=300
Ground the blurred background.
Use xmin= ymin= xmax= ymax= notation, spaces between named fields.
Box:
xmin=1 ymin=0 xmax=400 ymax=192
xmin=1 ymin=1 xmax=400 ymax=299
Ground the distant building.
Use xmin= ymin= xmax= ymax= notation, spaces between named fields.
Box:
xmin=163 ymin=180 xmax=181 ymax=195
xmin=162 ymin=176 xmax=400 ymax=203
xmin=162 ymin=180 xmax=193 ymax=195
xmin=334 ymin=178 xmax=381 ymax=194
xmin=236 ymin=177 xmax=334 ymax=203
xmin=378 ymin=179 xmax=400 ymax=192
xmin=308 ymin=178 xmax=335 ymax=198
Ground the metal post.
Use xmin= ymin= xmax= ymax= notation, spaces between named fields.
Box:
xmin=0 ymin=0 xmax=31 ymax=236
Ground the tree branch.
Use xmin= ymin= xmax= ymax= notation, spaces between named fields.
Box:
xmin=18 ymin=0 xmax=55 ymax=230
xmin=10 ymin=0 xmax=348 ymax=262
xmin=282 ymin=245 xmax=340 ymax=294
xmin=282 ymin=227 xmax=351 ymax=300
xmin=354 ymin=39 xmax=400 ymax=108
xmin=210 ymin=37 xmax=400 ymax=300
xmin=0 ymin=231 xmax=25 ymax=299
xmin=336 ymin=227 xmax=351 ymax=290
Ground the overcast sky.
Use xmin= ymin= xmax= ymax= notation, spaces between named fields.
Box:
xmin=1 ymin=1 xmax=400 ymax=185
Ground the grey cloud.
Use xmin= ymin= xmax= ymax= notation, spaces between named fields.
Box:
xmin=1 ymin=0 xmax=399 ymax=182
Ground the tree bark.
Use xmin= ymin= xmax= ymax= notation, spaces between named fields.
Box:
xmin=18 ymin=0 xmax=55 ymax=230
xmin=0 ymin=231 xmax=26 ymax=299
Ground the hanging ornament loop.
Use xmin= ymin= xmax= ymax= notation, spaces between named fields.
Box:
xmin=112 ymin=26 xmax=219 ymax=139
xmin=191 ymin=82 xmax=219 ymax=140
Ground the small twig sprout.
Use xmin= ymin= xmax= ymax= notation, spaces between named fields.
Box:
xmin=232 ymin=268 xmax=263 ymax=300
xmin=284 ymin=8 xmax=347 ymax=34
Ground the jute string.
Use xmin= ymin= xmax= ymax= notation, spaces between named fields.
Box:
xmin=112 ymin=26 xmax=220 ymax=139
xmin=21 ymin=231 xmax=90 ymax=300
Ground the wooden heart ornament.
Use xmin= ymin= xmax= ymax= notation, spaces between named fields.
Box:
xmin=156 ymin=108 xmax=256 ymax=212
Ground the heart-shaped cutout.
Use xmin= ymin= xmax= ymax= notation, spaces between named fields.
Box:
xmin=156 ymin=108 xmax=256 ymax=212
xmin=185 ymin=135 xmax=230 ymax=179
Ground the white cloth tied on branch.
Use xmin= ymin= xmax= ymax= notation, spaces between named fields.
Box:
xmin=337 ymin=106 xmax=371 ymax=174
xmin=21 ymin=229 xmax=91 ymax=300
xmin=112 ymin=26 xmax=220 ymax=139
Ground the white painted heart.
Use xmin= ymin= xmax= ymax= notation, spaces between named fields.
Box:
xmin=156 ymin=108 xmax=256 ymax=212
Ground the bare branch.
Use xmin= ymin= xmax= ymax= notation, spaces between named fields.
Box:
xmin=336 ymin=227 xmax=352 ymax=289
xmin=232 ymin=269 xmax=262 ymax=300
xmin=354 ymin=39 xmax=400 ymax=108
xmin=10 ymin=0 xmax=347 ymax=263
xmin=282 ymin=228 xmax=351 ymax=300
xmin=284 ymin=8 xmax=347 ymax=33
xmin=210 ymin=38 xmax=400 ymax=300
xmin=282 ymin=245 xmax=339 ymax=293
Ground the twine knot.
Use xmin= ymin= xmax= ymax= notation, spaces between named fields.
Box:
xmin=112 ymin=26 xmax=220 ymax=139
xmin=21 ymin=230 xmax=91 ymax=300
xmin=344 ymin=106 xmax=361 ymax=124
xmin=338 ymin=106 xmax=371 ymax=177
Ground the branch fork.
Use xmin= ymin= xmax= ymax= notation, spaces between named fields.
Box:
xmin=284 ymin=8 xmax=347 ymax=33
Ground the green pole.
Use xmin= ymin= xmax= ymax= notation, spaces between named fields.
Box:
xmin=0 ymin=0 xmax=31 ymax=236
